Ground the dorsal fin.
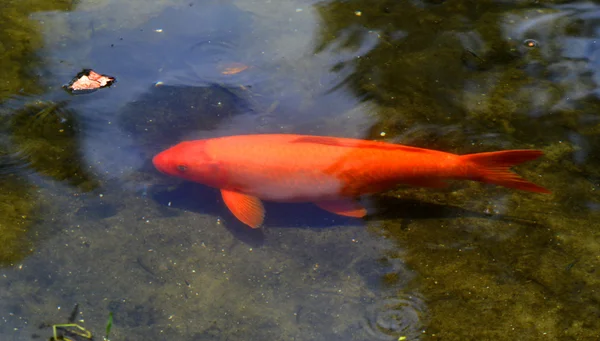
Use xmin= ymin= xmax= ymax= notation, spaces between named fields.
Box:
xmin=291 ymin=135 xmax=427 ymax=153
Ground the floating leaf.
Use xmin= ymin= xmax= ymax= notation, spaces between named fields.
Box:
xmin=64 ymin=69 xmax=116 ymax=94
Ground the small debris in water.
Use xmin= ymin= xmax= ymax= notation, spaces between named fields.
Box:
xmin=523 ymin=39 xmax=538 ymax=48
xmin=64 ymin=69 xmax=115 ymax=94
xmin=355 ymin=10 xmax=362 ymax=16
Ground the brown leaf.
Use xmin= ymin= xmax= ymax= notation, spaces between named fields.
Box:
xmin=64 ymin=69 xmax=116 ymax=94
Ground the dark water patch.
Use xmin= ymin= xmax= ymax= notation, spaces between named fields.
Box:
xmin=0 ymin=151 xmax=29 ymax=176
xmin=118 ymin=84 xmax=254 ymax=157
xmin=368 ymin=195 xmax=544 ymax=229
xmin=3 ymin=100 xmax=100 ymax=191
xmin=75 ymin=201 xmax=118 ymax=221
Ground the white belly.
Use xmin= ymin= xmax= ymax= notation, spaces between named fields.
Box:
xmin=230 ymin=168 xmax=344 ymax=202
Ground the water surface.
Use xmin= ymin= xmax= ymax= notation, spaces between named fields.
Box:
xmin=0 ymin=0 xmax=599 ymax=340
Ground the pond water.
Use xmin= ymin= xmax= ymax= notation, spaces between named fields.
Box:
xmin=0 ymin=0 xmax=599 ymax=340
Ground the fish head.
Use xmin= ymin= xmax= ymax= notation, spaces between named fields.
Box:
xmin=153 ymin=140 xmax=225 ymax=187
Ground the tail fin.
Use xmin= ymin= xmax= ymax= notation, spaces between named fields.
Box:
xmin=460 ymin=150 xmax=551 ymax=194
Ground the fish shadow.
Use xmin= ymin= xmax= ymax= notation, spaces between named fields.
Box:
xmin=367 ymin=195 xmax=543 ymax=229
xmin=150 ymin=182 xmax=363 ymax=246
xmin=151 ymin=182 xmax=541 ymax=246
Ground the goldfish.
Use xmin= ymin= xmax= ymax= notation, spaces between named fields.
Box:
xmin=219 ymin=62 xmax=249 ymax=75
xmin=152 ymin=134 xmax=550 ymax=228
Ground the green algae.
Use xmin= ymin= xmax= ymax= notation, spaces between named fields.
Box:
xmin=6 ymin=100 xmax=99 ymax=191
xmin=316 ymin=0 xmax=600 ymax=339
xmin=0 ymin=174 xmax=36 ymax=266
xmin=0 ymin=0 xmax=89 ymax=268
xmin=0 ymin=99 xmax=99 ymax=265
xmin=0 ymin=0 xmax=73 ymax=99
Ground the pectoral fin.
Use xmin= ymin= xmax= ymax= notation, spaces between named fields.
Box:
xmin=314 ymin=199 xmax=367 ymax=218
xmin=221 ymin=189 xmax=265 ymax=229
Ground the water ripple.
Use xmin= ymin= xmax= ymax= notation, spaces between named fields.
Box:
xmin=363 ymin=294 xmax=427 ymax=341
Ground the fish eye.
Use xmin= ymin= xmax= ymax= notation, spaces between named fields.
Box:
xmin=177 ymin=165 xmax=187 ymax=172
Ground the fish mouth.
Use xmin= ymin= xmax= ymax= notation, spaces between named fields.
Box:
xmin=152 ymin=152 xmax=170 ymax=174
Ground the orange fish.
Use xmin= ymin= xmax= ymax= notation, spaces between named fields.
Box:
xmin=152 ymin=134 xmax=550 ymax=228
xmin=220 ymin=62 xmax=249 ymax=75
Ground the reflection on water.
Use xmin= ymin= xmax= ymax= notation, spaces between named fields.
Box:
xmin=0 ymin=0 xmax=599 ymax=340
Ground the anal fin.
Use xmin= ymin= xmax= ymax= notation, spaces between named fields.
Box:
xmin=314 ymin=199 xmax=367 ymax=218
xmin=221 ymin=189 xmax=265 ymax=229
